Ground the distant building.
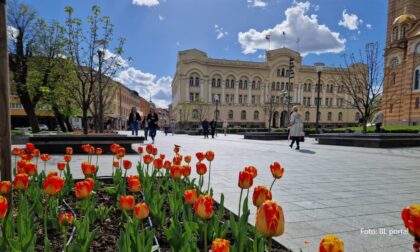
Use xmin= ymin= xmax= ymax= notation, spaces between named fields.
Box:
xmin=382 ymin=0 xmax=420 ymax=125
xmin=171 ymin=48 xmax=362 ymax=129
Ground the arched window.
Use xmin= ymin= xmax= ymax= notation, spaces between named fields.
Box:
xmin=338 ymin=112 xmax=343 ymax=121
xmin=305 ymin=111 xmax=310 ymax=121
xmin=228 ymin=110 xmax=234 ymax=120
xmin=217 ymin=79 xmax=221 ymax=87
xmin=192 ymin=109 xmax=198 ymax=119
xmin=241 ymin=110 xmax=246 ymax=120
xmin=225 ymin=79 xmax=229 ymax=88
xmin=244 ymin=80 xmax=248 ymax=89
xmin=239 ymin=80 xmax=243 ymax=89
xmin=257 ymin=81 xmax=261 ymax=89
xmin=195 ymin=77 xmax=200 ymax=86
xmin=414 ymin=68 xmax=420 ymax=90
xmin=304 ymin=83 xmax=307 ymax=91
xmin=212 ymin=78 xmax=216 ymax=87
xmin=189 ymin=77 xmax=194 ymax=86
xmin=355 ymin=112 xmax=360 ymax=121
xmin=277 ymin=69 xmax=281 ymax=77
xmin=231 ymin=80 xmax=235 ymax=88
xmin=281 ymin=82 xmax=285 ymax=90
xmin=252 ymin=81 xmax=256 ymax=89
xmin=402 ymin=25 xmax=408 ymax=38
xmin=281 ymin=68 xmax=285 ymax=77
xmin=308 ymin=83 xmax=312 ymax=91
xmin=254 ymin=111 xmax=259 ymax=120
xmin=272 ymin=82 xmax=275 ymax=90
xmin=391 ymin=73 xmax=396 ymax=85
xmin=393 ymin=26 xmax=399 ymax=41
xmin=276 ymin=82 xmax=280 ymax=90
xmin=327 ymin=112 xmax=332 ymax=121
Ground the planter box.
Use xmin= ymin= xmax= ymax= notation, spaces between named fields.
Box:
xmin=314 ymin=133 xmax=420 ymax=148
xmin=244 ymin=132 xmax=289 ymax=141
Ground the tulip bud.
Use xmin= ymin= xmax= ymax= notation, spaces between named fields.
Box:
xmin=170 ymin=165 xmax=183 ymax=179
xmin=401 ymin=204 xmax=420 ymax=238
xmin=33 ymin=149 xmax=40 ymax=158
xmin=143 ymin=154 xmax=154 ymax=165
xmin=153 ymin=158 xmax=163 ymax=170
xmin=12 ymin=147 xmax=21 ymax=155
xmin=40 ymin=154 xmax=51 ymax=162
xmin=110 ymin=144 xmax=120 ymax=154
xmin=212 ymin=238 xmax=230 ymax=252
xmin=127 ymin=176 xmax=142 ymax=193
xmin=163 ymin=160 xmax=171 ymax=170
xmin=252 ymin=185 xmax=272 ymax=208
xmin=270 ymin=162 xmax=284 ymax=179
xmin=196 ymin=152 xmax=205 ymax=162
xmin=244 ymin=166 xmax=257 ymax=178
xmin=182 ymin=165 xmax=191 ymax=177
xmin=57 ymin=162 xmax=66 ymax=171
xmin=193 ymin=195 xmax=213 ymax=219
xmin=256 ymin=200 xmax=284 ymax=237
xmin=134 ymin=203 xmax=149 ymax=220
xmin=64 ymin=155 xmax=72 ymax=163
xmin=173 ymin=156 xmax=182 ymax=165
xmin=123 ymin=160 xmax=132 ymax=170
xmin=13 ymin=173 xmax=29 ymax=190
xmin=113 ymin=160 xmax=120 ymax=168
xmin=174 ymin=145 xmax=180 ymax=154
xmin=95 ymin=148 xmax=103 ymax=155
xmin=184 ymin=155 xmax=192 ymax=164
xmin=119 ymin=195 xmax=135 ymax=211
xmin=24 ymin=162 xmax=37 ymax=176
xmin=196 ymin=162 xmax=207 ymax=175
xmin=66 ymin=147 xmax=73 ymax=155
xmin=151 ymin=147 xmax=158 ymax=156
xmin=184 ymin=189 xmax=198 ymax=205
xmin=159 ymin=154 xmax=165 ymax=160
xmin=205 ymin=151 xmax=215 ymax=161
xmin=0 ymin=196 xmax=8 ymax=219
xmin=75 ymin=180 xmax=93 ymax=199
xmin=137 ymin=146 xmax=143 ymax=154
xmin=43 ymin=176 xmax=65 ymax=196
xmin=25 ymin=143 xmax=35 ymax=153
xmin=0 ymin=181 xmax=12 ymax=194
xmin=59 ymin=213 xmax=74 ymax=226
xmin=81 ymin=162 xmax=96 ymax=176
xmin=319 ymin=235 xmax=344 ymax=252
xmin=146 ymin=144 xmax=154 ymax=154
xmin=238 ymin=171 xmax=253 ymax=189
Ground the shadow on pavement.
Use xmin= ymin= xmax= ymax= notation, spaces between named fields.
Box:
xmin=298 ymin=149 xmax=316 ymax=154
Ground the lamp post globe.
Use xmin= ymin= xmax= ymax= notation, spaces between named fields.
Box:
xmin=314 ymin=62 xmax=324 ymax=134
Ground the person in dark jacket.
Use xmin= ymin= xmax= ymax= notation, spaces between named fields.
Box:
xmin=147 ymin=109 xmax=159 ymax=143
xmin=128 ymin=107 xmax=141 ymax=136
xmin=210 ymin=119 xmax=216 ymax=138
xmin=202 ymin=119 xmax=209 ymax=139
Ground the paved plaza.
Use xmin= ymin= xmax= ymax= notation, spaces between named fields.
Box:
xmin=16 ymin=131 xmax=420 ymax=251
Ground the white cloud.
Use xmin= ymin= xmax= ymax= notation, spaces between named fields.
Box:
xmin=238 ymin=1 xmax=346 ymax=56
xmin=338 ymin=9 xmax=363 ymax=30
xmin=7 ymin=25 xmax=18 ymax=41
xmin=247 ymin=0 xmax=267 ymax=8
xmin=132 ymin=0 xmax=159 ymax=7
xmin=258 ymin=54 xmax=266 ymax=59
xmin=116 ymin=67 xmax=172 ymax=108
xmin=102 ymin=49 xmax=128 ymax=68
xmin=176 ymin=41 xmax=181 ymax=46
xmin=313 ymin=4 xmax=320 ymax=11
xmin=366 ymin=24 xmax=372 ymax=29
xmin=214 ymin=24 xmax=228 ymax=40
xmin=158 ymin=15 xmax=165 ymax=21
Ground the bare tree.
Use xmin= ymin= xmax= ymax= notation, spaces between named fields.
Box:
xmin=332 ymin=42 xmax=383 ymax=133
xmin=192 ymin=97 xmax=209 ymax=123
xmin=263 ymin=97 xmax=282 ymax=130
xmin=64 ymin=5 xmax=126 ymax=134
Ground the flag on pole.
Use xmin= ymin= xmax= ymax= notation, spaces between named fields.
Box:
xmin=265 ymin=34 xmax=271 ymax=40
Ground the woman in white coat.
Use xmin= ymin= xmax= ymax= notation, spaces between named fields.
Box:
xmin=289 ymin=106 xmax=304 ymax=150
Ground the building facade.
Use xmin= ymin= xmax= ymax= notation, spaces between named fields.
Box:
xmin=171 ymin=48 xmax=361 ymax=129
xmin=382 ymin=0 xmax=420 ymax=126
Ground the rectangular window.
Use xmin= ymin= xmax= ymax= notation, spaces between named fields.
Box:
xmin=416 ymin=98 xmax=419 ymax=109
xmin=415 ymin=70 xmax=420 ymax=90
xmin=390 ymin=104 xmax=393 ymax=113
xmin=190 ymin=93 xmax=194 ymax=101
xmin=252 ymin=95 xmax=256 ymax=104
xmin=239 ymin=95 xmax=243 ymax=104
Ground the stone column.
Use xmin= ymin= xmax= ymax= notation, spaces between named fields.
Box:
xmin=234 ymin=81 xmax=239 ymax=104
xmin=208 ymin=80 xmax=212 ymax=103
xmin=260 ymin=84 xmax=265 ymax=105
xmin=333 ymin=84 xmax=337 ymax=106
xmin=311 ymin=84 xmax=315 ymax=106
xmin=294 ymin=84 xmax=298 ymax=104
xmin=185 ymin=79 xmax=190 ymax=102
xmin=248 ymin=83 xmax=252 ymax=105
xmin=221 ymin=80 xmax=226 ymax=105
xmin=322 ymin=85 xmax=327 ymax=106
xmin=199 ymin=79 xmax=205 ymax=101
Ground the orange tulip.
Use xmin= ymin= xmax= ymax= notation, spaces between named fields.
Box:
xmin=173 ymin=156 xmax=182 ymax=165
xmin=17 ymin=160 xmax=26 ymax=169
xmin=58 ymin=213 xmax=74 ymax=226
xmin=0 ymin=181 xmax=12 ymax=194
xmin=163 ymin=160 xmax=172 ymax=170
xmin=110 ymin=143 xmax=120 ymax=154
xmin=194 ymin=194 xmax=213 ymax=219
xmin=402 ymin=204 xmax=420 ymax=238
xmin=12 ymin=147 xmax=21 ymax=155
xmin=81 ymin=162 xmax=96 ymax=176
xmin=75 ymin=180 xmax=93 ymax=199
xmin=66 ymin=147 xmax=73 ymax=155
xmin=43 ymin=175 xmax=65 ymax=196
xmin=134 ymin=202 xmax=149 ymax=220
xmin=64 ymin=155 xmax=72 ymax=163
xmin=196 ymin=152 xmax=205 ymax=162
xmin=33 ymin=149 xmax=40 ymax=158
xmin=244 ymin=166 xmax=257 ymax=178
xmin=123 ymin=160 xmax=132 ymax=170
xmin=85 ymin=178 xmax=95 ymax=189
xmin=170 ymin=165 xmax=183 ymax=179
xmin=159 ymin=154 xmax=165 ymax=160
xmin=40 ymin=154 xmax=51 ymax=162
xmin=117 ymin=147 xmax=126 ymax=158
xmin=174 ymin=145 xmax=180 ymax=154
xmin=319 ymin=235 xmax=344 ymax=252
xmin=153 ymin=158 xmax=163 ymax=170
xmin=238 ymin=171 xmax=253 ymax=189
xmin=113 ymin=160 xmax=120 ymax=168
xmin=119 ymin=195 xmax=135 ymax=211
xmin=151 ymin=147 xmax=158 ymax=156
xmin=212 ymin=238 xmax=230 ymax=252
xmin=205 ymin=151 xmax=215 ymax=161
xmin=24 ymin=153 xmax=33 ymax=161
xmin=253 ymin=186 xmax=272 ymax=207
xmin=95 ymin=148 xmax=103 ymax=155
xmin=196 ymin=162 xmax=207 ymax=175
xmin=137 ymin=146 xmax=143 ymax=154
xmin=25 ymin=143 xmax=35 ymax=153
xmin=182 ymin=165 xmax=191 ymax=177
xmin=184 ymin=155 xmax=192 ymax=164
xmin=57 ymin=162 xmax=66 ymax=171
xmin=184 ymin=189 xmax=198 ymax=205
xmin=146 ymin=144 xmax=154 ymax=154
xmin=47 ymin=171 xmax=58 ymax=177
xmin=0 ymin=196 xmax=8 ymax=219
xmin=24 ymin=162 xmax=37 ymax=176
xmin=127 ymin=176 xmax=142 ymax=193
xmin=270 ymin=162 xmax=284 ymax=179
xmin=13 ymin=173 xmax=29 ymax=190
xmin=255 ymin=200 xmax=284 ymax=237
xmin=143 ymin=154 xmax=154 ymax=165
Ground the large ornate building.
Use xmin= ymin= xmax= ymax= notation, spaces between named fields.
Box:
xmin=171 ymin=48 xmax=362 ymax=129
xmin=382 ymin=0 xmax=420 ymax=125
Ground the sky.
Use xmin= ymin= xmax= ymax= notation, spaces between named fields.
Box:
xmin=11 ymin=0 xmax=388 ymax=108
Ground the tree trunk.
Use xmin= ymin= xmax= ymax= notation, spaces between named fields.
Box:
xmin=64 ymin=117 xmax=73 ymax=132
xmin=19 ymin=93 xmax=40 ymax=133
xmin=362 ymin=117 xmax=367 ymax=134
xmin=52 ymin=106 xmax=67 ymax=132
xmin=82 ymin=106 xmax=88 ymax=135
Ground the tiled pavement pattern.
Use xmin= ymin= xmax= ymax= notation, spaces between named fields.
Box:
xmin=14 ymin=131 xmax=420 ymax=251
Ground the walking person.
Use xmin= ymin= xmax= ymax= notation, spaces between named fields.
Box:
xmin=289 ymin=106 xmax=304 ymax=150
xmin=372 ymin=111 xmax=384 ymax=133
xmin=202 ymin=119 xmax=209 ymax=139
xmin=141 ymin=117 xmax=149 ymax=141
xmin=170 ymin=119 xmax=176 ymax=135
xmin=210 ymin=119 xmax=216 ymax=139
xmin=147 ymin=109 xmax=159 ymax=144
xmin=163 ymin=120 xmax=170 ymax=136
xmin=128 ymin=107 xmax=141 ymax=136
xmin=222 ymin=120 xmax=229 ymax=136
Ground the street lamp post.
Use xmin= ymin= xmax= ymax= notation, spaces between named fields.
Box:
xmin=214 ymin=94 xmax=219 ymax=136
xmin=314 ymin=63 xmax=324 ymax=134
xmin=97 ymin=49 xmax=104 ymax=133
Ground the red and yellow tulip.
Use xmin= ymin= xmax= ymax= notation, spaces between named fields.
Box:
xmin=119 ymin=195 xmax=135 ymax=211
xmin=75 ymin=180 xmax=94 ymax=199
xmin=238 ymin=171 xmax=253 ymax=189
xmin=196 ymin=162 xmax=207 ymax=175
xmin=59 ymin=213 xmax=74 ymax=226
xmin=0 ymin=181 xmax=12 ymax=194
xmin=212 ymin=238 xmax=230 ymax=252
xmin=184 ymin=189 xmax=198 ymax=205
xmin=193 ymin=194 xmax=213 ymax=219
xmin=253 ymin=185 xmax=272 ymax=208
xmin=134 ymin=203 xmax=149 ymax=220
xmin=319 ymin=235 xmax=344 ymax=252
xmin=255 ymin=200 xmax=284 ymax=237
xmin=43 ymin=175 xmax=65 ymax=196
xmin=402 ymin=204 xmax=420 ymax=238
xmin=13 ymin=173 xmax=29 ymax=190
xmin=0 ymin=196 xmax=8 ymax=219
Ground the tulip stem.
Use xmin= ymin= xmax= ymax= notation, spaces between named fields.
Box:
xmin=238 ymin=189 xmax=243 ymax=218
xmin=207 ymin=161 xmax=212 ymax=193
xmin=203 ymin=221 xmax=208 ymax=251
xmin=62 ymin=226 xmax=68 ymax=252
xmin=269 ymin=178 xmax=276 ymax=191
xmin=267 ymin=238 xmax=272 ymax=252
xmin=253 ymin=229 xmax=258 ymax=252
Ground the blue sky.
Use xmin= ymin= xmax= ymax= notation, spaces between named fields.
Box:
xmin=15 ymin=0 xmax=387 ymax=107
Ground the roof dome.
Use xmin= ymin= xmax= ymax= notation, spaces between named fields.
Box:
xmin=393 ymin=7 xmax=417 ymax=25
